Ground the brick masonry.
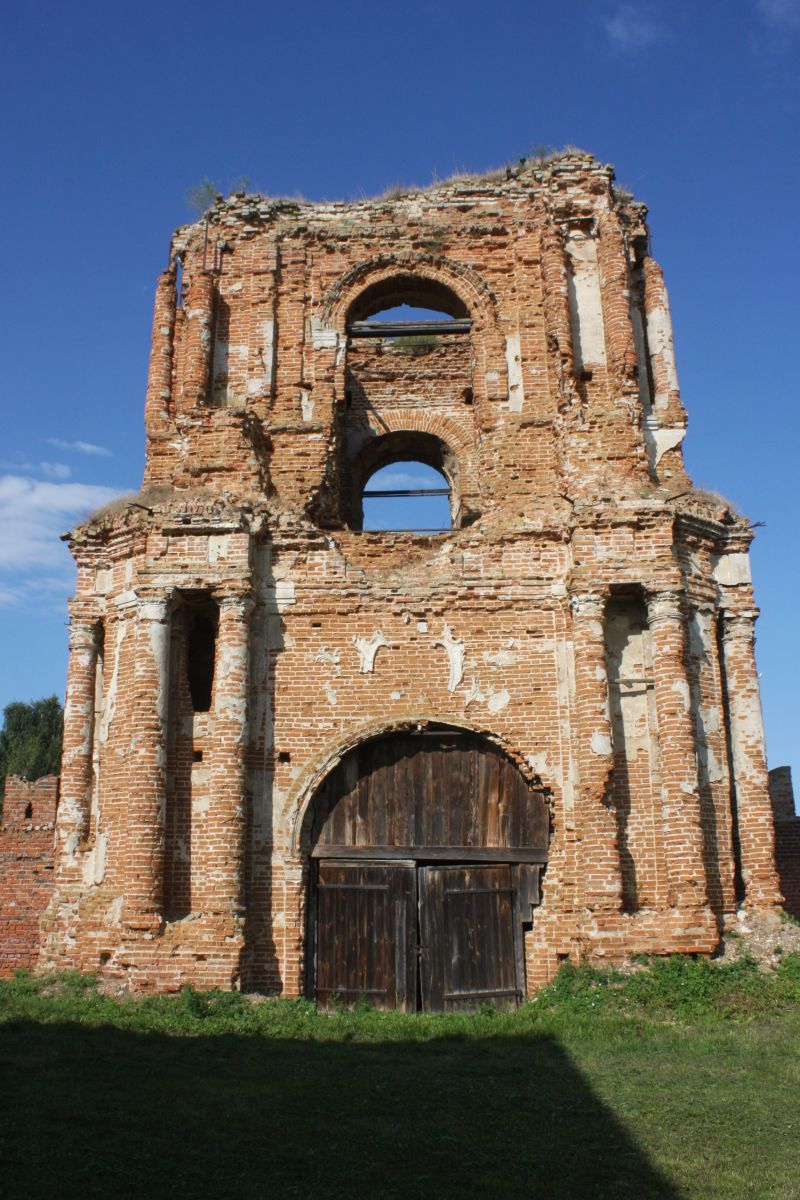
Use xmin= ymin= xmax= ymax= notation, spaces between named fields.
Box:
xmin=8 ymin=150 xmax=791 ymax=995
xmin=0 ymin=777 xmax=57 ymax=974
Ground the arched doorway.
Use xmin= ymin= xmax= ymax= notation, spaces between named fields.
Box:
xmin=306 ymin=727 xmax=549 ymax=1011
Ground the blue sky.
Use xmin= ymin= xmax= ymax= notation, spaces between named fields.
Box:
xmin=1 ymin=0 xmax=798 ymax=785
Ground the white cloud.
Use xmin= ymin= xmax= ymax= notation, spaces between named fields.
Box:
xmin=47 ymin=438 xmax=114 ymax=458
xmin=0 ymin=475 xmax=122 ymax=571
xmin=756 ymin=0 xmax=800 ymax=29
xmin=603 ymin=3 xmax=662 ymax=51
xmin=365 ymin=469 xmax=447 ymax=491
xmin=39 ymin=462 xmax=71 ymax=480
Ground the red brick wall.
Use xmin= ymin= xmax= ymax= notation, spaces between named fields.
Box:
xmin=0 ymin=777 xmax=57 ymax=975
xmin=36 ymin=153 xmax=784 ymax=994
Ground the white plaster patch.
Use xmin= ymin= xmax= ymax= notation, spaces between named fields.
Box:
xmin=566 ymin=233 xmax=607 ymax=368
xmin=315 ymin=646 xmax=341 ymax=672
xmin=671 ymin=678 xmax=691 ymax=711
xmin=712 ymin=552 xmax=752 ymax=587
xmin=590 ymin=731 xmax=612 ymax=756
xmin=208 ymin=534 xmax=230 ymax=563
xmin=107 ymin=896 xmax=124 ymax=925
xmin=260 ymin=318 xmax=275 ymax=385
xmin=353 ymin=630 xmax=390 ymax=673
xmin=646 ymin=301 xmax=679 ymax=396
xmin=390 ymin=690 xmax=402 ymax=701
xmin=527 ymin=751 xmax=550 ymax=778
xmin=487 ymin=687 xmax=510 ymax=714
xmin=323 ymin=682 xmax=338 ymax=706
xmin=435 ymin=622 xmax=466 ymax=692
xmin=300 ymin=388 xmax=314 ymax=422
xmin=483 ymin=638 xmax=518 ymax=669
xmin=311 ymin=315 xmax=338 ymax=350
xmin=485 ymin=371 xmax=499 ymax=383
xmin=275 ymin=580 xmax=296 ymax=611
xmin=95 ymin=568 xmax=112 ymax=595
xmin=416 ymin=620 xmax=428 ymax=633
xmin=464 ymin=677 xmax=485 ymax=707
xmin=504 ymin=332 xmax=524 ymax=412
xmin=644 ymin=421 xmax=686 ymax=467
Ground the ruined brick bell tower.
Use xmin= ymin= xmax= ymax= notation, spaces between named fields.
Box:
xmin=41 ymin=152 xmax=782 ymax=1003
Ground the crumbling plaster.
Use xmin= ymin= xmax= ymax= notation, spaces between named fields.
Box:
xmin=23 ymin=150 xmax=786 ymax=995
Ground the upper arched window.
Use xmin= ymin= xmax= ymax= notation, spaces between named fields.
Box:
xmin=346 ymin=274 xmax=470 ymax=325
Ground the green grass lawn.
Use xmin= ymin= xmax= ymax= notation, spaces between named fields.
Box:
xmin=1 ymin=956 xmax=799 ymax=1199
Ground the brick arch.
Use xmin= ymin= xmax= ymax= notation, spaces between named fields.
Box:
xmin=320 ymin=253 xmax=500 ymax=332
xmin=342 ymin=409 xmax=482 ymax=528
xmin=287 ymin=717 xmax=547 ymax=858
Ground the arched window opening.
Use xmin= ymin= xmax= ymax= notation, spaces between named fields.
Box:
xmin=363 ymin=461 xmax=451 ymax=532
xmin=346 ymin=275 xmax=471 ymax=341
xmin=348 ymin=430 xmax=460 ymax=533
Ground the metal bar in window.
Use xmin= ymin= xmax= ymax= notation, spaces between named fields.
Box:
xmin=347 ymin=319 xmax=471 ymax=337
xmin=362 ymin=488 xmax=450 ymax=498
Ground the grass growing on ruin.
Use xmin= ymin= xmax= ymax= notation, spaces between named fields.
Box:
xmin=2 ymin=956 xmax=799 ymax=1199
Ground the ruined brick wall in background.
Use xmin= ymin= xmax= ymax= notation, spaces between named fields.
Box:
xmin=19 ymin=151 xmax=789 ymax=995
xmin=0 ymin=777 xmax=57 ymax=973
xmin=770 ymin=767 xmax=799 ymax=919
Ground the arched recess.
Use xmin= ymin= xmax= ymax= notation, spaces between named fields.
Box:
xmin=320 ymin=253 xmax=499 ymax=333
xmin=304 ymin=725 xmax=549 ymax=1011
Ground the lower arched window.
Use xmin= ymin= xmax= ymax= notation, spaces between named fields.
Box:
xmin=347 ymin=430 xmax=459 ymax=532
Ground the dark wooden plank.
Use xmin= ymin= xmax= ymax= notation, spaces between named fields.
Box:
xmin=420 ymin=865 xmax=521 ymax=1011
xmin=312 ymin=845 xmax=548 ymax=862
xmin=314 ymin=861 xmax=415 ymax=1010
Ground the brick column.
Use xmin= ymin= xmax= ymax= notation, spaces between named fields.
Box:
xmin=56 ymin=612 xmax=100 ymax=865
xmin=144 ymin=262 xmax=177 ymax=433
xmin=597 ymin=211 xmax=638 ymax=390
xmin=646 ymin=591 xmax=708 ymax=909
xmin=180 ymin=269 xmax=215 ymax=409
xmin=207 ymin=591 xmax=253 ymax=919
xmin=540 ymin=217 xmax=575 ymax=393
xmin=570 ymin=591 xmax=622 ymax=912
xmin=641 ymin=257 xmax=682 ymax=419
xmin=125 ymin=593 xmax=171 ymax=930
xmin=719 ymin=609 xmax=781 ymax=906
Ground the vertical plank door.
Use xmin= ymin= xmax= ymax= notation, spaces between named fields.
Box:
xmin=314 ymin=862 xmax=417 ymax=1010
xmin=418 ymin=865 xmax=523 ymax=1011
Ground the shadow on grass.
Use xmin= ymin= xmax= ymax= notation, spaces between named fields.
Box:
xmin=0 ymin=1020 xmax=683 ymax=1199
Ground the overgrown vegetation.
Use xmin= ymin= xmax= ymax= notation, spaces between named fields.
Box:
xmin=386 ymin=333 xmax=440 ymax=354
xmin=2 ymin=956 xmax=799 ymax=1197
xmin=0 ymin=696 xmax=62 ymax=810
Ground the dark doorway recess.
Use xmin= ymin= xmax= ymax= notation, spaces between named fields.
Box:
xmin=307 ymin=729 xmax=549 ymax=1011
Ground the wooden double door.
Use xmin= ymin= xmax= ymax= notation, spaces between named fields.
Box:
xmin=308 ymin=729 xmax=548 ymax=1011
xmin=313 ymin=860 xmax=527 ymax=1011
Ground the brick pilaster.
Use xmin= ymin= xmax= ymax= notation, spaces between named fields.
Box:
xmin=124 ymin=592 xmax=171 ymax=930
xmin=180 ymin=269 xmax=215 ymax=409
xmin=205 ymin=591 xmax=253 ymax=919
xmin=719 ymin=609 xmax=781 ymax=906
xmin=570 ymin=590 xmax=622 ymax=912
xmin=144 ymin=262 xmax=177 ymax=433
xmin=646 ymin=591 xmax=708 ymax=910
xmin=56 ymin=613 xmax=100 ymax=870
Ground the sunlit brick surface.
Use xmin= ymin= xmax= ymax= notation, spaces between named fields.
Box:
xmin=16 ymin=152 xmax=791 ymax=993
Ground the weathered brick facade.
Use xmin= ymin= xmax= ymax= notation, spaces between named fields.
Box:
xmin=35 ymin=152 xmax=787 ymax=997
xmin=0 ymin=777 xmax=57 ymax=974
